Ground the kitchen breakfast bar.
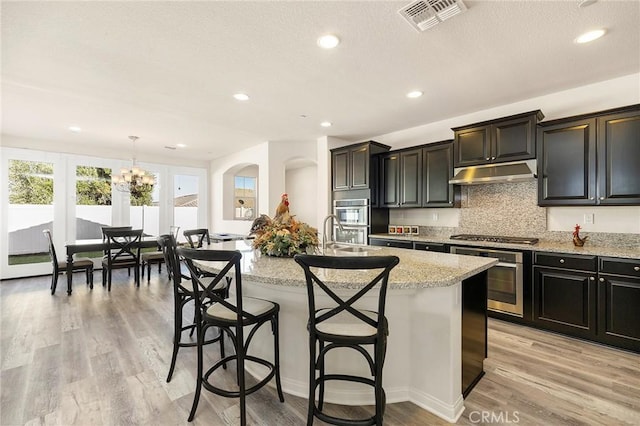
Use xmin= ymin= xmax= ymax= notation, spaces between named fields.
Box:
xmin=196 ymin=240 xmax=497 ymax=422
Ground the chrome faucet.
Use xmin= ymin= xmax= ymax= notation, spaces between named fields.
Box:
xmin=322 ymin=214 xmax=344 ymax=254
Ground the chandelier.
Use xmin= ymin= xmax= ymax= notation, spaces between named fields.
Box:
xmin=111 ymin=136 xmax=154 ymax=193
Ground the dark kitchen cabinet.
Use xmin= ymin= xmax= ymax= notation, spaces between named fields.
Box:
xmin=533 ymin=253 xmax=598 ymax=340
xmin=453 ymin=110 xmax=543 ymax=167
xmin=538 ymin=105 xmax=640 ymax=206
xmin=369 ymin=238 xmax=413 ymax=249
xmin=413 ymin=242 xmax=447 ymax=252
xmin=331 ymin=141 xmax=390 ymax=192
xmin=596 ymin=109 xmax=640 ymax=205
xmin=597 ymin=257 xmax=640 ymax=352
xmin=380 ymin=148 xmax=422 ymax=208
xmin=380 ymin=152 xmax=400 ymax=207
xmin=422 ymin=141 xmax=460 ymax=207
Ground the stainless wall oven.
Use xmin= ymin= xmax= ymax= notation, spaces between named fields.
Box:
xmin=450 ymin=246 xmax=524 ymax=317
xmin=333 ymin=199 xmax=369 ymax=245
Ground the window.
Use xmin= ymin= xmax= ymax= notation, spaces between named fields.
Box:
xmin=234 ymin=176 xmax=256 ymax=220
xmin=75 ymin=165 xmax=113 ymax=239
xmin=174 ymin=174 xmax=199 ymax=242
xmin=130 ymin=171 xmax=159 ymax=237
xmin=7 ymin=160 xmax=54 ymax=265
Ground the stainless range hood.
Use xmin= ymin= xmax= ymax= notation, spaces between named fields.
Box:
xmin=449 ymin=160 xmax=537 ymax=185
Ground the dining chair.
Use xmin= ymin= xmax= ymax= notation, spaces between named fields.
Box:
xmin=43 ymin=229 xmax=94 ymax=295
xmin=158 ymin=234 xmax=227 ymax=383
xmin=294 ymin=254 xmax=399 ymax=426
xmin=102 ymin=226 xmax=133 ymax=276
xmin=178 ymin=247 xmax=284 ymax=425
xmin=101 ymin=228 xmax=143 ymax=291
xmin=183 ymin=228 xmax=210 ymax=248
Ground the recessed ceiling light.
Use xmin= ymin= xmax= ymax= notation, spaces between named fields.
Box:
xmin=575 ymin=29 xmax=606 ymax=44
xmin=68 ymin=126 xmax=82 ymax=133
xmin=317 ymin=34 xmax=340 ymax=49
xmin=320 ymin=121 xmax=332 ymax=127
xmin=407 ymin=91 xmax=423 ymax=98
xmin=233 ymin=93 xmax=250 ymax=101
xmin=176 ymin=143 xmax=187 ymax=148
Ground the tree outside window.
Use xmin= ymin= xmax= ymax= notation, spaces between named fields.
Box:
xmin=234 ymin=176 xmax=256 ymax=220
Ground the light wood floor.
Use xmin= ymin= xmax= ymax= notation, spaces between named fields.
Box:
xmin=1 ymin=272 xmax=638 ymax=425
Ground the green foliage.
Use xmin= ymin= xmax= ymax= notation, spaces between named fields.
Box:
xmin=76 ymin=166 xmax=112 ymax=205
xmin=130 ymin=180 xmax=154 ymax=206
xmin=8 ymin=160 xmax=54 ymax=204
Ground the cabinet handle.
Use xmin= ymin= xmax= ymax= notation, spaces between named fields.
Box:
xmin=599 ymin=278 xmax=605 ymax=282
xmin=599 ymin=197 xmax=605 ymax=200
xmin=559 ymin=259 xmax=565 ymax=264
xmin=590 ymin=277 xmax=595 ymax=281
xmin=386 ymin=243 xmax=390 ymax=246
xmin=589 ymin=197 xmax=594 ymax=200
xmin=491 ymin=156 xmax=496 ymax=160
xmin=485 ymin=157 xmax=490 ymax=160
xmin=635 ymin=266 xmax=640 ymax=271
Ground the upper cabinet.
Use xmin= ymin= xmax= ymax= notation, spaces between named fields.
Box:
xmin=452 ymin=110 xmax=544 ymax=167
xmin=331 ymin=141 xmax=390 ymax=192
xmin=380 ymin=141 xmax=459 ymax=208
xmin=423 ymin=141 xmax=460 ymax=208
xmin=538 ymin=105 xmax=640 ymax=206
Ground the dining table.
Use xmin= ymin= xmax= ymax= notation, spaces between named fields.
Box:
xmin=62 ymin=236 xmax=160 ymax=295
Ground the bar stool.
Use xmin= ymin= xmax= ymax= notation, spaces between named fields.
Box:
xmin=158 ymin=235 xmax=227 ymax=383
xmin=178 ymin=247 xmax=285 ymax=425
xmin=294 ymin=254 xmax=399 ymax=426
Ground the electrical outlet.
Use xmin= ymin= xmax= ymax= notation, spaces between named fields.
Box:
xmin=583 ymin=213 xmax=594 ymax=224
xmin=432 ymin=213 xmax=439 ymax=221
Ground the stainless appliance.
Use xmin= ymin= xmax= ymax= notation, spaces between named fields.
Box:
xmin=333 ymin=199 xmax=368 ymax=245
xmin=450 ymin=242 xmax=528 ymax=317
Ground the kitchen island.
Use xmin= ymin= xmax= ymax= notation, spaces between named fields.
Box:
xmin=195 ymin=240 xmax=497 ymax=422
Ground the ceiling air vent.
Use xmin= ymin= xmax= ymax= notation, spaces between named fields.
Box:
xmin=398 ymin=0 xmax=467 ymax=32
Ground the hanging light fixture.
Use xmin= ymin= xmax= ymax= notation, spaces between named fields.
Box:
xmin=111 ymin=136 xmax=154 ymax=192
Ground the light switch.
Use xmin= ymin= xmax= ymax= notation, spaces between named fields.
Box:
xmin=583 ymin=213 xmax=594 ymax=224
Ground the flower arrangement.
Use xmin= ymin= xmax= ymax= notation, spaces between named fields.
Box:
xmin=252 ymin=218 xmax=319 ymax=257
xmin=250 ymin=194 xmax=319 ymax=257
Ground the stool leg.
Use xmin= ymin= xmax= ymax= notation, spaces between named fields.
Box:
xmin=318 ymin=339 xmax=325 ymax=411
xmin=167 ymin=297 xmax=183 ymax=382
xmin=307 ymin=334 xmax=316 ymax=426
xmin=188 ymin=322 xmax=205 ymax=422
xmin=147 ymin=263 xmax=151 ymax=282
xmin=272 ymin=314 xmax=284 ymax=402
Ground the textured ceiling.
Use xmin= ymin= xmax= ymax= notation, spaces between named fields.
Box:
xmin=2 ymin=1 xmax=639 ymax=162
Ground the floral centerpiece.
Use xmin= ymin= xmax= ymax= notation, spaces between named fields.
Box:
xmin=249 ymin=194 xmax=319 ymax=257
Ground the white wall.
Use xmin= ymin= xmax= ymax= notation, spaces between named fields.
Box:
xmin=376 ymin=73 xmax=640 ymax=234
xmin=210 ymin=140 xmax=319 ymax=233
xmin=285 ymin=165 xmax=317 ymax=227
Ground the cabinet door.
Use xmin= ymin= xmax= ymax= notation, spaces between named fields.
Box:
xmin=493 ymin=115 xmax=537 ymax=162
xmin=423 ymin=143 xmax=457 ymax=207
xmin=537 ymin=119 xmax=597 ymax=206
xmin=454 ymin=126 xmax=491 ymax=167
xmin=332 ymin=149 xmax=350 ymax=191
xmin=598 ymin=274 xmax=640 ymax=351
xmin=597 ymin=110 xmax=640 ymax=205
xmin=380 ymin=153 xmax=399 ymax=207
xmin=533 ymin=266 xmax=597 ymax=338
xmin=399 ymin=149 xmax=422 ymax=207
xmin=350 ymin=145 xmax=370 ymax=189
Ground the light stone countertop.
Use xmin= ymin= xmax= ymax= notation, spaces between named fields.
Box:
xmin=195 ymin=240 xmax=498 ymax=290
xmin=369 ymin=234 xmax=640 ymax=260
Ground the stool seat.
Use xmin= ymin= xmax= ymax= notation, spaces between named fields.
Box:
xmin=206 ymin=297 xmax=277 ymax=323
xmin=314 ymin=308 xmax=382 ymax=338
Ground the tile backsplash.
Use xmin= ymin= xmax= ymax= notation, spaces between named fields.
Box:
xmin=390 ymin=180 xmax=640 ymax=248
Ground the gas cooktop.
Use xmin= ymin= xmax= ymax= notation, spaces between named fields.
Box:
xmin=449 ymin=234 xmax=539 ymax=245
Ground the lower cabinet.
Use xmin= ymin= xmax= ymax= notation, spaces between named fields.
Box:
xmin=597 ymin=257 xmax=640 ymax=352
xmin=533 ymin=252 xmax=640 ymax=352
xmin=533 ymin=265 xmax=597 ymax=339
xmin=369 ymin=238 xmax=413 ymax=249
xmin=413 ymin=242 xmax=447 ymax=252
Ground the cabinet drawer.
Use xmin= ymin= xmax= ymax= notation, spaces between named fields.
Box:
xmin=414 ymin=242 xmax=446 ymax=252
xmin=599 ymin=257 xmax=640 ymax=278
xmin=534 ymin=252 xmax=597 ymax=272
xmin=369 ymin=238 xmax=413 ymax=249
